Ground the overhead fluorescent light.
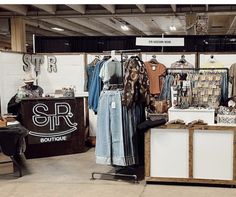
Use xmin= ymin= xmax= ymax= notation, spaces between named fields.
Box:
xmin=169 ymin=25 xmax=176 ymax=31
xmin=51 ymin=27 xmax=64 ymax=32
xmin=121 ymin=24 xmax=129 ymax=31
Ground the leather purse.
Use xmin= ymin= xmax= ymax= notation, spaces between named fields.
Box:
xmin=154 ymin=100 xmax=168 ymax=113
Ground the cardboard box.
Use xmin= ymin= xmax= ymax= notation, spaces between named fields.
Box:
xmin=0 ymin=153 xmax=13 ymax=175
xmin=0 ymin=118 xmax=7 ymax=128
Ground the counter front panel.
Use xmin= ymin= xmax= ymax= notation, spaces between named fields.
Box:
xmin=20 ymin=97 xmax=86 ymax=158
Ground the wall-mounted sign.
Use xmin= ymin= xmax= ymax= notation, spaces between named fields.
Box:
xmin=136 ymin=37 xmax=185 ymax=46
xmin=47 ymin=56 xmax=57 ymax=73
xmin=22 ymin=53 xmax=44 ymax=73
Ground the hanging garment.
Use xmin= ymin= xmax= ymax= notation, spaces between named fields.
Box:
xmin=220 ymin=72 xmax=229 ymax=104
xmin=85 ymin=62 xmax=96 ymax=92
xmin=99 ymin=58 xmax=122 ymax=90
xmin=230 ymin=63 xmax=236 ymax=99
xmin=160 ymin=74 xmax=175 ymax=101
xmin=95 ymin=90 xmax=127 ymax=166
xmin=201 ymin=61 xmax=224 ymax=68
xmin=122 ymin=56 xmax=150 ymax=108
xmin=171 ymin=60 xmax=194 ymax=69
xmin=88 ymin=60 xmax=106 ymax=113
xmin=144 ymin=62 xmax=166 ymax=95
xmin=95 ymin=90 xmax=145 ymax=166
xmin=122 ymin=102 xmax=146 ymax=166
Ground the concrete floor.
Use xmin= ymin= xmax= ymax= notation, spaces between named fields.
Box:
xmin=0 ymin=148 xmax=236 ymax=197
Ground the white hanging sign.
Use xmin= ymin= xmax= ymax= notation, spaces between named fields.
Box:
xmin=136 ymin=37 xmax=185 ymax=46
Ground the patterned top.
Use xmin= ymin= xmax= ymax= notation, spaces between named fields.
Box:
xmin=122 ymin=56 xmax=150 ymax=108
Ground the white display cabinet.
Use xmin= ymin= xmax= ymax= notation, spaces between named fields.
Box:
xmin=145 ymin=125 xmax=236 ymax=187
xmin=168 ymin=107 xmax=215 ymax=124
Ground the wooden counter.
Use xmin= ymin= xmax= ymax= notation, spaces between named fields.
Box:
xmin=145 ymin=124 xmax=236 ymax=187
xmin=20 ymin=97 xmax=86 ymax=159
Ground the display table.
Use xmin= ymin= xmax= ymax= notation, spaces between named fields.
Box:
xmin=20 ymin=97 xmax=86 ymax=159
xmin=168 ymin=107 xmax=215 ymax=124
xmin=145 ymin=124 xmax=236 ymax=186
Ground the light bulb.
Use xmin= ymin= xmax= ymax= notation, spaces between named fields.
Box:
xmin=121 ymin=24 xmax=129 ymax=31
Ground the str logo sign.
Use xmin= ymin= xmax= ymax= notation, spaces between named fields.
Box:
xmin=29 ymin=102 xmax=78 ymax=142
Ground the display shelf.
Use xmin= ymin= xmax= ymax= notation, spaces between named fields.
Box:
xmin=168 ymin=107 xmax=215 ymax=124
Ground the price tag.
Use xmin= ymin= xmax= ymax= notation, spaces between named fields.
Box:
xmin=111 ymin=101 xmax=116 ymax=109
xmin=152 ymin=66 xmax=156 ymax=71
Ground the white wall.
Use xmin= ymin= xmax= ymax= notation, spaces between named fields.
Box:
xmin=0 ymin=52 xmax=87 ymax=115
xmin=142 ymin=53 xmax=197 ymax=68
xmin=38 ymin=54 xmax=87 ymax=96
xmin=199 ymin=53 xmax=236 ymax=98
xmin=0 ymin=52 xmax=26 ymax=114
xmin=199 ymin=53 xmax=236 ymax=69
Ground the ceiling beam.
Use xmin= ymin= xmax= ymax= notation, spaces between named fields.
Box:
xmin=41 ymin=18 xmax=101 ymax=36
xmin=101 ymin=4 xmax=115 ymax=14
xmin=136 ymin=5 xmax=146 ymax=13
xmin=32 ymin=5 xmax=56 ymax=14
xmin=0 ymin=5 xmax=27 ymax=15
xmin=66 ymin=18 xmax=122 ymax=36
xmin=66 ymin=4 xmax=86 ymax=14
xmin=227 ymin=16 xmax=236 ymax=34
xmin=121 ymin=17 xmax=150 ymax=35
xmin=93 ymin=17 xmax=135 ymax=36
xmin=26 ymin=20 xmax=77 ymax=36
xmin=26 ymin=25 xmax=62 ymax=36
xmin=171 ymin=4 xmax=176 ymax=12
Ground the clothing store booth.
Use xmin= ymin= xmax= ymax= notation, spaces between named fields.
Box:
xmin=1 ymin=51 xmax=236 ymax=187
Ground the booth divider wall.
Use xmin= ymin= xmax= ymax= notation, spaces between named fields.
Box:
xmin=199 ymin=52 xmax=236 ymax=69
xmin=199 ymin=52 xmax=236 ymax=99
xmin=37 ymin=53 xmax=87 ymax=97
xmin=141 ymin=52 xmax=198 ymax=68
xmin=0 ymin=51 xmax=88 ymax=115
xmin=0 ymin=51 xmax=28 ymax=115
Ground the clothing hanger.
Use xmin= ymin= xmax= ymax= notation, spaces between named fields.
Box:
xmin=102 ymin=55 xmax=111 ymax=61
xmin=209 ymin=55 xmax=216 ymax=63
xmin=179 ymin=55 xmax=187 ymax=64
xmin=149 ymin=55 xmax=159 ymax=64
xmin=122 ymin=54 xmax=128 ymax=62
xmin=91 ymin=55 xmax=100 ymax=65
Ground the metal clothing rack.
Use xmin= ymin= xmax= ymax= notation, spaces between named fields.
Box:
xmin=167 ymin=67 xmax=228 ymax=74
xmin=102 ymin=49 xmax=142 ymax=84
xmin=90 ymin=49 xmax=142 ymax=184
xmin=166 ymin=67 xmax=229 ymax=109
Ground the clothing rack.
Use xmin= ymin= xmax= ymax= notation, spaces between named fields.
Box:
xmin=101 ymin=49 xmax=142 ymax=87
xmin=167 ymin=67 xmax=228 ymax=71
xmin=166 ymin=67 xmax=229 ymax=109
xmin=91 ymin=49 xmax=142 ymax=184
xmin=166 ymin=67 xmax=229 ymax=77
